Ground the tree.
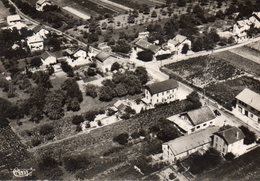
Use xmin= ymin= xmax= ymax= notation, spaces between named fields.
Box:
xmin=39 ymin=124 xmax=54 ymax=135
xmin=137 ymin=50 xmax=154 ymax=62
xmin=62 ymin=78 xmax=83 ymax=102
xmin=112 ymin=39 xmax=131 ymax=54
xmin=114 ymin=83 xmax=128 ymax=97
xmin=30 ymin=57 xmax=42 ymax=68
xmin=224 ymin=152 xmax=236 ymax=161
xmin=192 ymin=37 xmax=204 ymax=52
xmin=44 ymin=90 xmax=65 ymax=120
xmin=99 ymin=86 xmax=115 ymax=101
xmin=61 ymin=61 xmax=74 ymax=77
xmin=177 ymin=0 xmax=186 ymax=7
xmin=67 ymin=98 xmax=80 ymax=112
xmin=85 ymin=84 xmax=98 ymax=98
xmin=72 ymin=115 xmax=84 ymax=125
xmin=113 ymin=133 xmax=129 ymax=145
xmin=181 ymin=43 xmax=189 ymax=54
xmin=110 ymin=62 xmax=121 ymax=72
xmin=0 ymin=117 xmax=9 ymax=128
xmin=151 ymin=10 xmax=157 ymax=18
xmin=135 ymin=66 xmax=148 ymax=84
xmin=239 ymin=126 xmax=256 ymax=145
xmin=32 ymin=71 xmax=52 ymax=89
xmin=63 ymin=155 xmax=90 ymax=173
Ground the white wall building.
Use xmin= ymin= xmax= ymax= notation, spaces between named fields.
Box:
xmin=33 ymin=25 xmax=50 ymax=39
xmin=40 ymin=51 xmax=56 ymax=66
xmin=236 ymin=88 xmax=260 ymax=127
xmin=6 ymin=15 xmax=21 ymax=26
xmin=73 ymin=49 xmax=87 ymax=59
xmin=36 ymin=0 xmax=53 ymax=11
xmin=167 ymin=34 xmax=191 ymax=54
xmin=162 ymin=127 xmax=219 ymax=163
xmin=212 ymin=126 xmax=245 ymax=156
xmin=143 ymin=79 xmax=178 ymax=106
xmin=168 ymin=106 xmax=217 ymax=135
xmin=27 ymin=34 xmax=44 ymax=52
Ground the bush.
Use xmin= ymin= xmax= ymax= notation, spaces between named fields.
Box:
xmin=63 ymin=155 xmax=90 ymax=172
xmin=137 ymin=50 xmax=154 ymax=62
xmin=39 ymin=124 xmax=54 ymax=135
xmin=85 ymin=84 xmax=98 ymax=98
xmin=110 ymin=62 xmax=121 ymax=72
xmin=113 ymin=133 xmax=129 ymax=145
xmin=169 ymin=173 xmax=176 ymax=180
xmin=31 ymin=138 xmax=41 ymax=147
xmin=0 ymin=117 xmax=9 ymax=128
xmin=72 ymin=115 xmax=84 ymax=125
xmin=225 ymin=152 xmax=235 ymax=161
xmin=131 ymin=131 xmax=140 ymax=139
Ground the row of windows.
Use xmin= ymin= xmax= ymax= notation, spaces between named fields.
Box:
xmin=195 ymin=121 xmax=213 ymax=129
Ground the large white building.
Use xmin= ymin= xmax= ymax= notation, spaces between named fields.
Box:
xmin=143 ymin=79 xmax=178 ymax=106
xmin=40 ymin=51 xmax=56 ymax=66
xmin=236 ymin=88 xmax=260 ymax=126
xmin=36 ymin=0 xmax=53 ymax=11
xmin=6 ymin=15 xmax=21 ymax=26
xmin=167 ymin=106 xmax=217 ymax=134
xmin=212 ymin=126 xmax=245 ymax=156
xmin=162 ymin=127 xmax=219 ymax=163
xmin=27 ymin=34 xmax=44 ymax=52
xmin=167 ymin=34 xmax=191 ymax=54
xmin=33 ymin=25 xmax=50 ymax=39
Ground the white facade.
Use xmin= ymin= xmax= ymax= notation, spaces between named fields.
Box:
xmin=27 ymin=35 xmax=44 ymax=52
xmin=73 ymin=49 xmax=87 ymax=59
xmin=167 ymin=35 xmax=191 ymax=54
xmin=36 ymin=0 xmax=52 ymax=11
xmin=7 ymin=15 xmax=21 ymax=26
xmin=36 ymin=29 xmax=49 ymax=39
xmin=42 ymin=56 xmax=56 ymax=66
xmin=144 ymin=88 xmax=177 ymax=106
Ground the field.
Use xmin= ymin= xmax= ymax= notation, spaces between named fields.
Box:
xmin=213 ymin=50 xmax=260 ymax=76
xmin=109 ymin=0 xmax=165 ymax=9
xmin=204 ymin=76 xmax=260 ymax=107
xmin=0 ymin=0 xmax=10 ymax=19
xmin=165 ymin=56 xmax=241 ymax=87
xmin=196 ymin=146 xmax=260 ymax=181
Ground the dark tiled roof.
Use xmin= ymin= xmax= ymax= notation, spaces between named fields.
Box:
xmin=214 ymin=127 xmax=245 ymax=145
xmin=146 ymin=79 xmax=178 ymax=95
xmin=187 ymin=106 xmax=216 ymax=126
xmin=95 ymin=51 xmax=111 ymax=62
xmin=40 ymin=51 xmax=55 ymax=60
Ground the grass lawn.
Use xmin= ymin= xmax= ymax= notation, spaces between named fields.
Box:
xmin=165 ymin=56 xmax=241 ymax=87
xmin=195 ymin=147 xmax=260 ymax=181
xmin=204 ymin=76 xmax=260 ymax=107
xmin=0 ymin=1 xmax=10 ymax=19
xmin=213 ymin=50 xmax=260 ymax=76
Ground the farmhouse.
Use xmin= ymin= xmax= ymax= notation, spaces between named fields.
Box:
xmin=6 ymin=15 xmax=21 ymax=26
xmin=142 ymin=79 xmax=178 ymax=106
xmin=36 ymin=0 xmax=53 ymax=11
xmin=167 ymin=34 xmax=191 ymax=54
xmin=233 ymin=20 xmax=251 ymax=42
xmin=135 ymin=39 xmax=160 ymax=54
xmin=33 ymin=25 xmax=49 ymax=39
xmin=235 ymin=88 xmax=260 ymax=126
xmin=73 ymin=49 xmax=87 ymax=59
xmin=27 ymin=34 xmax=44 ymax=52
xmin=167 ymin=106 xmax=217 ymax=134
xmin=212 ymin=126 xmax=245 ymax=156
xmin=162 ymin=127 xmax=219 ymax=163
xmin=95 ymin=51 xmax=121 ymax=72
xmin=7 ymin=22 xmax=27 ymax=30
xmin=40 ymin=51 xmax=56 ymax=66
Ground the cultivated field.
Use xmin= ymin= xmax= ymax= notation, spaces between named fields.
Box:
xmin=109 ymin=0 xmax=165 ymax=9
xmin=165 ymin=56 xmax=241 ymax=87
xmin=196 ymin=147 xmax=260 ymax=181
xmin=213 ymin=50 xmax=260 ymax=76
xmin=0 ymin=1 xmax=10 ymax=19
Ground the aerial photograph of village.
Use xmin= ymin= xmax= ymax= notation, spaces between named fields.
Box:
xmin=0 ymin=0 xmax=260 ymax=180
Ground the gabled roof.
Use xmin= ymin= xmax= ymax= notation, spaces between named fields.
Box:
xmin=148 ymin=44 xmax=160 ymax=54
xmin=214 ymin=127 xmax=245 ymax=145
xmin=236 ymin=88 xmax=260 ymax=111
xmin=33 ymin=25 xmax=44 ymax=33
xmin=135 ymin=39 xmax=153 ymax=50
xmin=27 ymin=34 xmax=44 ymax=43
xmin=187 ymin=106 xmax=216 ymax=126
xmin=145 ymin=79 xmax=178 ymax=95
xmin=168 ymin=34 xmax=187 ymax=46
xmin=37 ymin=0 xmax=51 ymax=5
xmin=41 ymin=51 xmax=55 ymax=60
xmin=95 ymin=51 xmax=111 ymax=62
xmin=7 ymin=15 xmax=21 ymax=22
xmin=163 ymin=127 xmax=219 ymax=156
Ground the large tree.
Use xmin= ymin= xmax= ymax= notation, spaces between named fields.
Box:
xmin=62 ymin=78 xmax=83 ymax=102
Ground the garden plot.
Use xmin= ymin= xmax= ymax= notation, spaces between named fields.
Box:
xmin=63 ymin=6 xmax=91 ymax=20
xmin=166 ymin=56 xmax=241 ymax=87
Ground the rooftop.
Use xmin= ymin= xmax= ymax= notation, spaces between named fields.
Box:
xmin=27 ymin=34 xmax=44 ymax=43
xmin=37 ymin=0 xmax=51 ymax=5
xmin=32 ymin=25 xmax=45 ymax=33
xmin=168 ymin=34 xmax=187 ymax=46
xmin=145 ymin=79 xmax=178 ymax=95
xmin=214 ymin=127 xmax=245 ymax=145
xmin=7 ymin=15 xmax=21 ymax=22
xmin=236 ymin=88 xmax=260 ymax=111
xmin=187 ymin=106 xmax=216 ymax=126
xmin=41 ymin=51 xmax=55 ymax=60
xmin=163 ymin=127 xmax=219 ymax=156
xmin=95 ymin=51 xmax=111 ymax=62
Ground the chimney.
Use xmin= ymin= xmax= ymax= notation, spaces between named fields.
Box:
xmin=236 ymin=131 xmax=239 ymax=139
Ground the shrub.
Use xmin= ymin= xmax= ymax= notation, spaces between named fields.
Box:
xmin=239 ymin=126 xmax=257 ymax=145
xmin=31 ymin=138 xmax=41 ymax=147
xmin=113 ymin=133 xmax=129 ymax=145
xmin=85 ymin=84 xmax=98 ymax=98
xmin=137 ymin=50 xmax=154 ymax=62
xmin=72 ymin=115 xmax=84 ymax=125
xmin=39 ymin=124 xmax=54 ymax=135
xmin=169 ymin=173 xmax=176 ymax=180
xmin=63 ymin=155 xmax=90 ymax=172
xmin=0 ymin=117 xmax=9 ymax=128
xmin=110 ymin=62 xmax=121 ymax=72
xmin=131 ymin=131 xmax=140 ymax=139
xmin=224 ymin=152 xmax=235 ymax=161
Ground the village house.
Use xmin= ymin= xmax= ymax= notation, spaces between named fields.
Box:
xmin=7 ymin=22 xmax=27 ymax=31
xmin=33 ymin=25 xmax=49 ymax=39
xmin=162 ymin=127 xmax=219 ymax=163
xmin=135 ymin=39 xmax=160 ymax=54
xmin=36 ymin=0 xmax=53 ymax=11
xmin=167 ymin=106 xmax=217 ymax=134
xmin=249 ymin=12 xmax=260 ymax=28
xmin=167 ymin=34 xmax=191 ymax=54
xmin=235 ymin=88 xmax=260 ymax=126
xmin=138 ymin=31 xmax=149 ymax=39
xmin=73 ymin=49 xmax=87 ymax=59
xmin=6 ymin=15 xmax=21 ymax=26
xmin=27 ymin=34 xmax=44 ymax=52
xmin=95 ymin=51 xmax=122 ymax=72
xmin=97 ymin=42 xmax=112 ymax=52
xmin=40 ymin=51 xmax=56 ymax=66
xmin=142 ymin=79 xmax=178 ymax=106
xmin=212 ymin=126 xmax=245 ymax=156
xmin=233 ymin=19 xmax=251 ymax=42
